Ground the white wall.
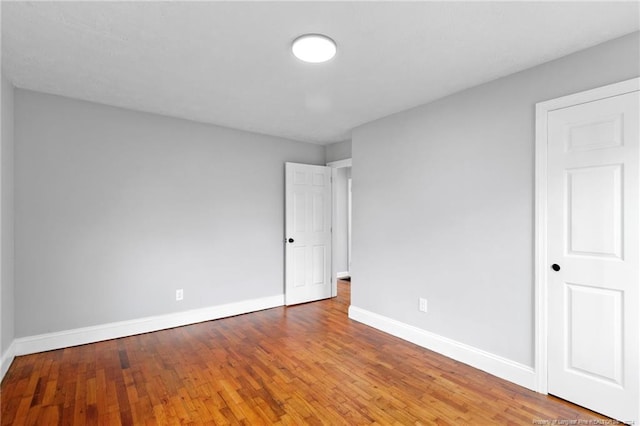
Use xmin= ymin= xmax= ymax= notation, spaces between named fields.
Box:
xmin=14 ymin=90 xmax=325 ymax=338
xmin=351 ymin=32 xmax=640 ymax=368
xmin=1 ymin=73 xmax=15 ymax=373
xmin=325 ymin=140 xmax=351 ymax=163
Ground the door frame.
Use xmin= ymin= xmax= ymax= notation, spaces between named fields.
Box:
xmin=534 ymin=77 xmax=640 ymax=394
xmin=327 ymin=158 xmax=352 ymax=297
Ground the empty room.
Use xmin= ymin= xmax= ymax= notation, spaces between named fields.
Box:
xmin=1 ymin=1 xmax=639 ymax=424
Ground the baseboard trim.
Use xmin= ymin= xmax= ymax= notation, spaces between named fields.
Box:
xmin=1 ymin=340 xmax=16 ymax=382
xmin=348 ymin=305 xmax=536 ymax=391
xmin=337 ymin=271 xmax=350 ymax=279
xmin=15 ymin=294 xmax=285 ymax=357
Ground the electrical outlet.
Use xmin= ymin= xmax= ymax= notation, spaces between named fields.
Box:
xmin=419 ymin=297 xmax=428 ymax=313
xmin=176 ymin=289 xmax=184 ymax=301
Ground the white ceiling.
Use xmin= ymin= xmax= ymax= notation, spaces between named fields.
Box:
xmin=2 ymin=1 xmax=639 ymax=145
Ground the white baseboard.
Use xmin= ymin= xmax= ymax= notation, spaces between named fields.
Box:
xmin=15 ymin=294 xmax=285 ymax=357
xmin=348 ymin=305 xmax=536 ymax=391
xmin=337 ymin=271 xmax=350 ymax=279
xmin=1 ymin=340 xmax=16 ymax=382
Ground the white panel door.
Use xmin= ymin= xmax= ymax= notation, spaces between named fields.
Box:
xmin=285 ymin=162 xmax=332 ymax=305
xmin=547 ymin=90 xmax=639 ymax=422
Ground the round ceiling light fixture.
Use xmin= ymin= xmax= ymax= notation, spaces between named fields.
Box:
xmin=292 ymin=34 xmax=337 ymax=63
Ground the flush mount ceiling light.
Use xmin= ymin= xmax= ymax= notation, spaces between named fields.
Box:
xmin=292 ymin=34 xmax=337 ymax=63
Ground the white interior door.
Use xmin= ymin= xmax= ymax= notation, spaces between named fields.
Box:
xmin=546 ymin=89 xmax=639 ymax=422
xmin=285 ymin=162 xmax=332 ymax=305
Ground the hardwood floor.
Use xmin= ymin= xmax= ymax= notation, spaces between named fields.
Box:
xmin=1 ymin=280 xmax=609 ymax=425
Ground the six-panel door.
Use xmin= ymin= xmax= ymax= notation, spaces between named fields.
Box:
xmin=285 ymin=162 xmax=332 ymax=305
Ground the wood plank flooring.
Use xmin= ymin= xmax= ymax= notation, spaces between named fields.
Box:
xmin=1 ymin=280 xmax=610 ymax=425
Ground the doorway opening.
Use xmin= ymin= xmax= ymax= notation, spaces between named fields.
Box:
xmin=327 ymin=158 xmax=352 ymax=299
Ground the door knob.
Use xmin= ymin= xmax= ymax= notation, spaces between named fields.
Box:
xmin=551 ymin=264 xmax=561 ymax=271
xmin=288 ymin=238 xmax=294 ymax=243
